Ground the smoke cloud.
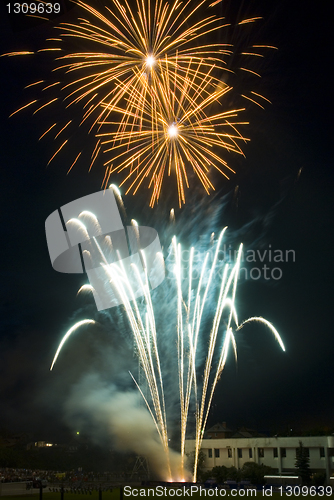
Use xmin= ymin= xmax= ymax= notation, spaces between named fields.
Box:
xmin=64 ymin=374 xmax=190 ymax=480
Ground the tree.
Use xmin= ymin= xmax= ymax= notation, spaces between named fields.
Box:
xmin=241 ymin=462 xmax=274 ymax=485
xmin=224 ymin=466 xmax=241 ymax=482
xmin=211 ymin=465 xmax=229 ymax=483
xmin=206 ymin=466 xmax=241 ymax=483
xmin=295 ymin=441 xmax=311 ymax=484
xmin=186 ymin=449 xmax=206 ymax=481
xmin=312 ymin=472 xmax=326 ymax=486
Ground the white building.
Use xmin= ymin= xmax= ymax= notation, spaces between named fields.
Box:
xmin=185 ymin=435 xmax=334 ymax=483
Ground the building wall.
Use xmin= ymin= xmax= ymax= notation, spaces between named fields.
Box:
xmin=185 ymin=436 xmax=334 ymax=482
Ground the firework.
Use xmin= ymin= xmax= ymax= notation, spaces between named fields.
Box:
xmin=50 ymin=221 xmax=285 ymax=481
xmin=4 ymin=0 xmax=275 ymax=203
xmin=100 ymin=60 xmax=249 ymax=207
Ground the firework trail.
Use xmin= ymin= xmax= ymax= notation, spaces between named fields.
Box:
xmin=3 ymin=0 xmax=275 ymax=203
xmin=50 ymin=210 xmax=285 ymax=481
xmin=99 ymin=61 xmax=249 ymax=207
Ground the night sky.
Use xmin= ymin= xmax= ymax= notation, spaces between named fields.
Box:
xmin=0 ymin=0 xmax=333 ymax=447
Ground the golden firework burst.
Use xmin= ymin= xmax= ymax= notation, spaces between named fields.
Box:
xmin=4 ymin=0 xmax=275 ymax=204
xmin=99 ymin=61 xmax=249 ymax=207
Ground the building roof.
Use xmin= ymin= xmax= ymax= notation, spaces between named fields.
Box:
xmin=232 ymin=427 xmax=267 ymax=438
xmin=206 ymin=422 xmax=233 ymax=433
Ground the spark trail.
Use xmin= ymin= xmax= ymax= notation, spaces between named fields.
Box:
xmin=99 ymin=61 xmax=249 ymax=207
xmin=50 ymin=217 xmax=285 ymax=481
xmin=4 ymin=0 xmax=275 ymax=204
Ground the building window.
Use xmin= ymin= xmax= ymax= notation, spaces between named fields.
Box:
xmin=258 ymin=448 xmax=264 ymax=458
xmin=215 ymin=433 xmax=217 ymax=437
xmin=249 ymin=448 xmax=252 ymax=458
xmin=273 ymin=447 xmax=278 ymax=458
xmin=238 ymin=448 xmax=242 ymax=458
xmin=208 ymin=449 xmax=212 ymax=458
xmin=280 ymin=448 xmax=286 ymax=458
xmin=228 ymin=448 xmax=232 ymax=458
xmin=214 ymin=448 xmax=220 ymax=458
xmin=320 ymin=447 xmax=325 ymax=458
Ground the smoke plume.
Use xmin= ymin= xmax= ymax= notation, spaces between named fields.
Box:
xmin=64 ymin=374 xmax=190 ymax=480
